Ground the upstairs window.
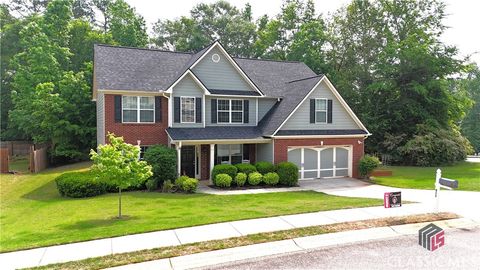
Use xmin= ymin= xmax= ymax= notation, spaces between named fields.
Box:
xmin=217 ymin=99 xmax=243 ymax=124
xmin=181 ymin=97 xmax=196 ymax=123
xmin=315 ymin=98 xmax=327 ymax=123
xmin=122 ymin=96 xmax=154 ymax=123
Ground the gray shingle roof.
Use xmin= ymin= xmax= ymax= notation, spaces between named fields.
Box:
xmin=94 ymin=44 xmax=349 ymax=137
xmin=94 ymin=45 xmax=193 ymax=91
xmin=208 ymin=89 xmax=260 ymax=96
xmin=258 ymin=75 xmax=324 ymax=135
xmin=166 ymin=127 xmax=264 ymax=141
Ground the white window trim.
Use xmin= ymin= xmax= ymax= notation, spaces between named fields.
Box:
xmin=217 ymin=99 xmax=244 ymax=124
xmin=122 ymin=96 xmax=155 ymax=124
xmin=216 ymin=144 xmax=243 ymax=164
xmin=180 ymin=96 xmax=196 ymax=124
xmin=315 ymin=98 xmax=327 ymax=124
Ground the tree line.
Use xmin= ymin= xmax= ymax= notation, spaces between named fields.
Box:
xmin=1 ymin=0 xmax=478 ymax=165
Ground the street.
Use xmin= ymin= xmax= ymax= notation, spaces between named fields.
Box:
xmin=204 ymin=227 xmax=480 ymax=270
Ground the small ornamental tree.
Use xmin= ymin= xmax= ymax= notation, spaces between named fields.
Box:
xmin=90 ymin=133 xmax=153 ymax=218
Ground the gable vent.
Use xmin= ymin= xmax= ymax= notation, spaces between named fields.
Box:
xmin=211 ymin=53 xmax=220 ymax=63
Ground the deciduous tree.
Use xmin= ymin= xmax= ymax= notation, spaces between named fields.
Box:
xmin=90 ymin=133 xmax=153 ymax=218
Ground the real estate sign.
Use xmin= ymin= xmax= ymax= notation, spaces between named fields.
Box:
xmin=384 ymin=191 xmax=401 ymax=208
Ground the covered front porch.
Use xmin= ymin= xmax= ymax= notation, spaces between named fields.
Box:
xmin=166 ymin=126 xmax=273 ymax=181
xmin=173 ymin=140 xmax=270 ymax=181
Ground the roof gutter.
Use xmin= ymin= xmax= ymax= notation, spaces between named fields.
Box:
xmin=271 ymin=134 xmax=370 ymax=139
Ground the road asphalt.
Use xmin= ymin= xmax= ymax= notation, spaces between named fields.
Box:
xmin=204 ymin=227 xmax=480 ymax=270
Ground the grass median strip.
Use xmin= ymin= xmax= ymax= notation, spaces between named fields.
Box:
xmin=26 ymin=212 xmax=459 ymax=270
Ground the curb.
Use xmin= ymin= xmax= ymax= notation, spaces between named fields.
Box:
xmin=107 ymin=218 xmax=478 ymax=270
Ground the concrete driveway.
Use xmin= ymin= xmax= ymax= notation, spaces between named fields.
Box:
xmin=200 ymin=176 xmax=479 ymax=222
xmin=305 ymin=177 xmax=480 ymax=223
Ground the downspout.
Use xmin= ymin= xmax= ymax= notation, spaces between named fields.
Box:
xmin=161 ymin=91 xmax=171 ymax=128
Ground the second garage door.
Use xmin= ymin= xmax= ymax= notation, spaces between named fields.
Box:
xmin=287 ymin=146 xmax=351 ymax=180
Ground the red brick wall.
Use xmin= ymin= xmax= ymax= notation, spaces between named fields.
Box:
xmin=104 ymin=94 xmax=169 ymax=145
xmin=201 ymin=144 xmax=210 ymax=180
xmin=273 ymin=137 xmax=365 ymax=178
xmin=249 ymin=144 xmax=256 ymax=164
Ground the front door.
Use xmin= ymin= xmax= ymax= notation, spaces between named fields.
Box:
xmin=181 ymin=146 xmax=195 ymax=178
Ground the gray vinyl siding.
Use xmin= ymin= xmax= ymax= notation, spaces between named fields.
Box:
xmin=281 ymin=81 xmax=360 ymax=130
xmin=258 ymin=98 xmax=277 ymax=121
xmin=205 ymin=96 xmax=257 ymax=126
xmin=256 ymin=141 xmax=274 ymax=163
xmin=96 ymin=93 xmax=105 ymax=145
xmin=192 ymin=47 xmax=253 ymax=92
xmin=172 ymin=75 xmax=203 ymax=128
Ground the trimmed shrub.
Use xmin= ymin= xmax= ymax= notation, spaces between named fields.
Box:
xmin=162 ymin=180 xmax=174 ymax=193
xmin=211 ymin=164 xmax=237 ymax=184
xmin=175 ymin=175 xmax=190 ymax=187
xmin=359 ymin=155 xmax=381 ymax=178
xmin=276 ymin=162 xmax=299 ymax=186
xmin=181 ymin=178 xmax=198 ymax=193
xmin=56 ymin=171 xmax=107 ymax=198
xmin=234 ymin=172 xmax=247 ymax=187
xmin=235 ymin=163 xmax=257 ymax=175
xmin=263 ymin=172 xmax=279 ymax=186
xmin=248 ymin=172 xmax=263 ymax=185
xmin=215 ymin=173 xmax=232 ymax=187
xmin=255 ymin=161 xmax=275 ymax=174
xmin=145 ymin=179 xmax=158 ymax=191
xmin=144 ymin=145 xmax=177 ymax=186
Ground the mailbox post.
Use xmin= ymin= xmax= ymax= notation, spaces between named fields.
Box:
xmin=434 ymin=168 xmax=459 ymax=213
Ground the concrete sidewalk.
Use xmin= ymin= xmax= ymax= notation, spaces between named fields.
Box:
xmin=106 ymin=218 xmax=478 ymax=270
xmin=0 ymin=203 xmax=432 ymax=270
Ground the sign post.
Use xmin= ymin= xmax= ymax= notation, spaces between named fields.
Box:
xmin=434 ymin=169 xmax=459 ymax=213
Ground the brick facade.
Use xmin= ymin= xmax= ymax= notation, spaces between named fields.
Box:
xmin=200 ymin=144 xmax=210 ymax=180
xmin=104 ymin=94 xmax=169 ymax=146
xmin=273 ymin=137 xmax=365 ymax=178
xmin=249 ymin=144 xmax=256 ymax=164
xmin=199 ymin=144 xmax=257 ymax=180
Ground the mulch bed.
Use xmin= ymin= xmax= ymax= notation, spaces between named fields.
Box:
xmin=207 ymin=184 xmax=300 ymax=190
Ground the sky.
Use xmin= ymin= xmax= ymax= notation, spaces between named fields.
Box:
xmin=125 ymin=0 xmax=480 ymax=64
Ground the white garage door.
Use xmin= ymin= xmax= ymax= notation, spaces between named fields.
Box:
xmin=287 ymin=146 xmax=351 ymax=180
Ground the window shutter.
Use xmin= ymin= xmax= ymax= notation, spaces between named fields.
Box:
xmin=243 ymin=100 xmax=249 ymax=123
xmin=327 ymin=99 xmax=333 ymax=123
xmin=211 ymin=99 xmax=217 ymax=123
xmin=310 ymin=99 xmax=315 ymax=123
xmin=174 ymin=97 xmax=180 ymax=123
xmin=114 ymin=95 xmax=122 ymax=123
xmin=155 ymin=96 xmax=162 ymax=123
xmin=196 ymin=97 xmax=202 ymax=123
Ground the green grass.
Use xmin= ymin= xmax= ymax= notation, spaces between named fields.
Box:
xmin=372 ymin=161 xmax=480 ymax=191
xmin=27 ymin=212 xmax=457 ymax=270
xmin=0 ymin=162 xmax=382 ymax=252
xmin=8 ymin=155 xmax=29 ymax=173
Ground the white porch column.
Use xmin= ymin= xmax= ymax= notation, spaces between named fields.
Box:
xmin=209 ymin=144 xmax=215 ymax=183
xmin=176 ymin=142 xmax=182 ymax=177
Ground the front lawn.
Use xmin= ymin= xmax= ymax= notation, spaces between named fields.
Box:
xmin=372 ymin=161 xmax=480 ymax=191
xmin=0 ymin=162 xmax=382 ymax=252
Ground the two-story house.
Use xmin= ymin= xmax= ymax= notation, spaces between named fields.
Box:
xmin=93 ymin=41 xmax=370 ymax=181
